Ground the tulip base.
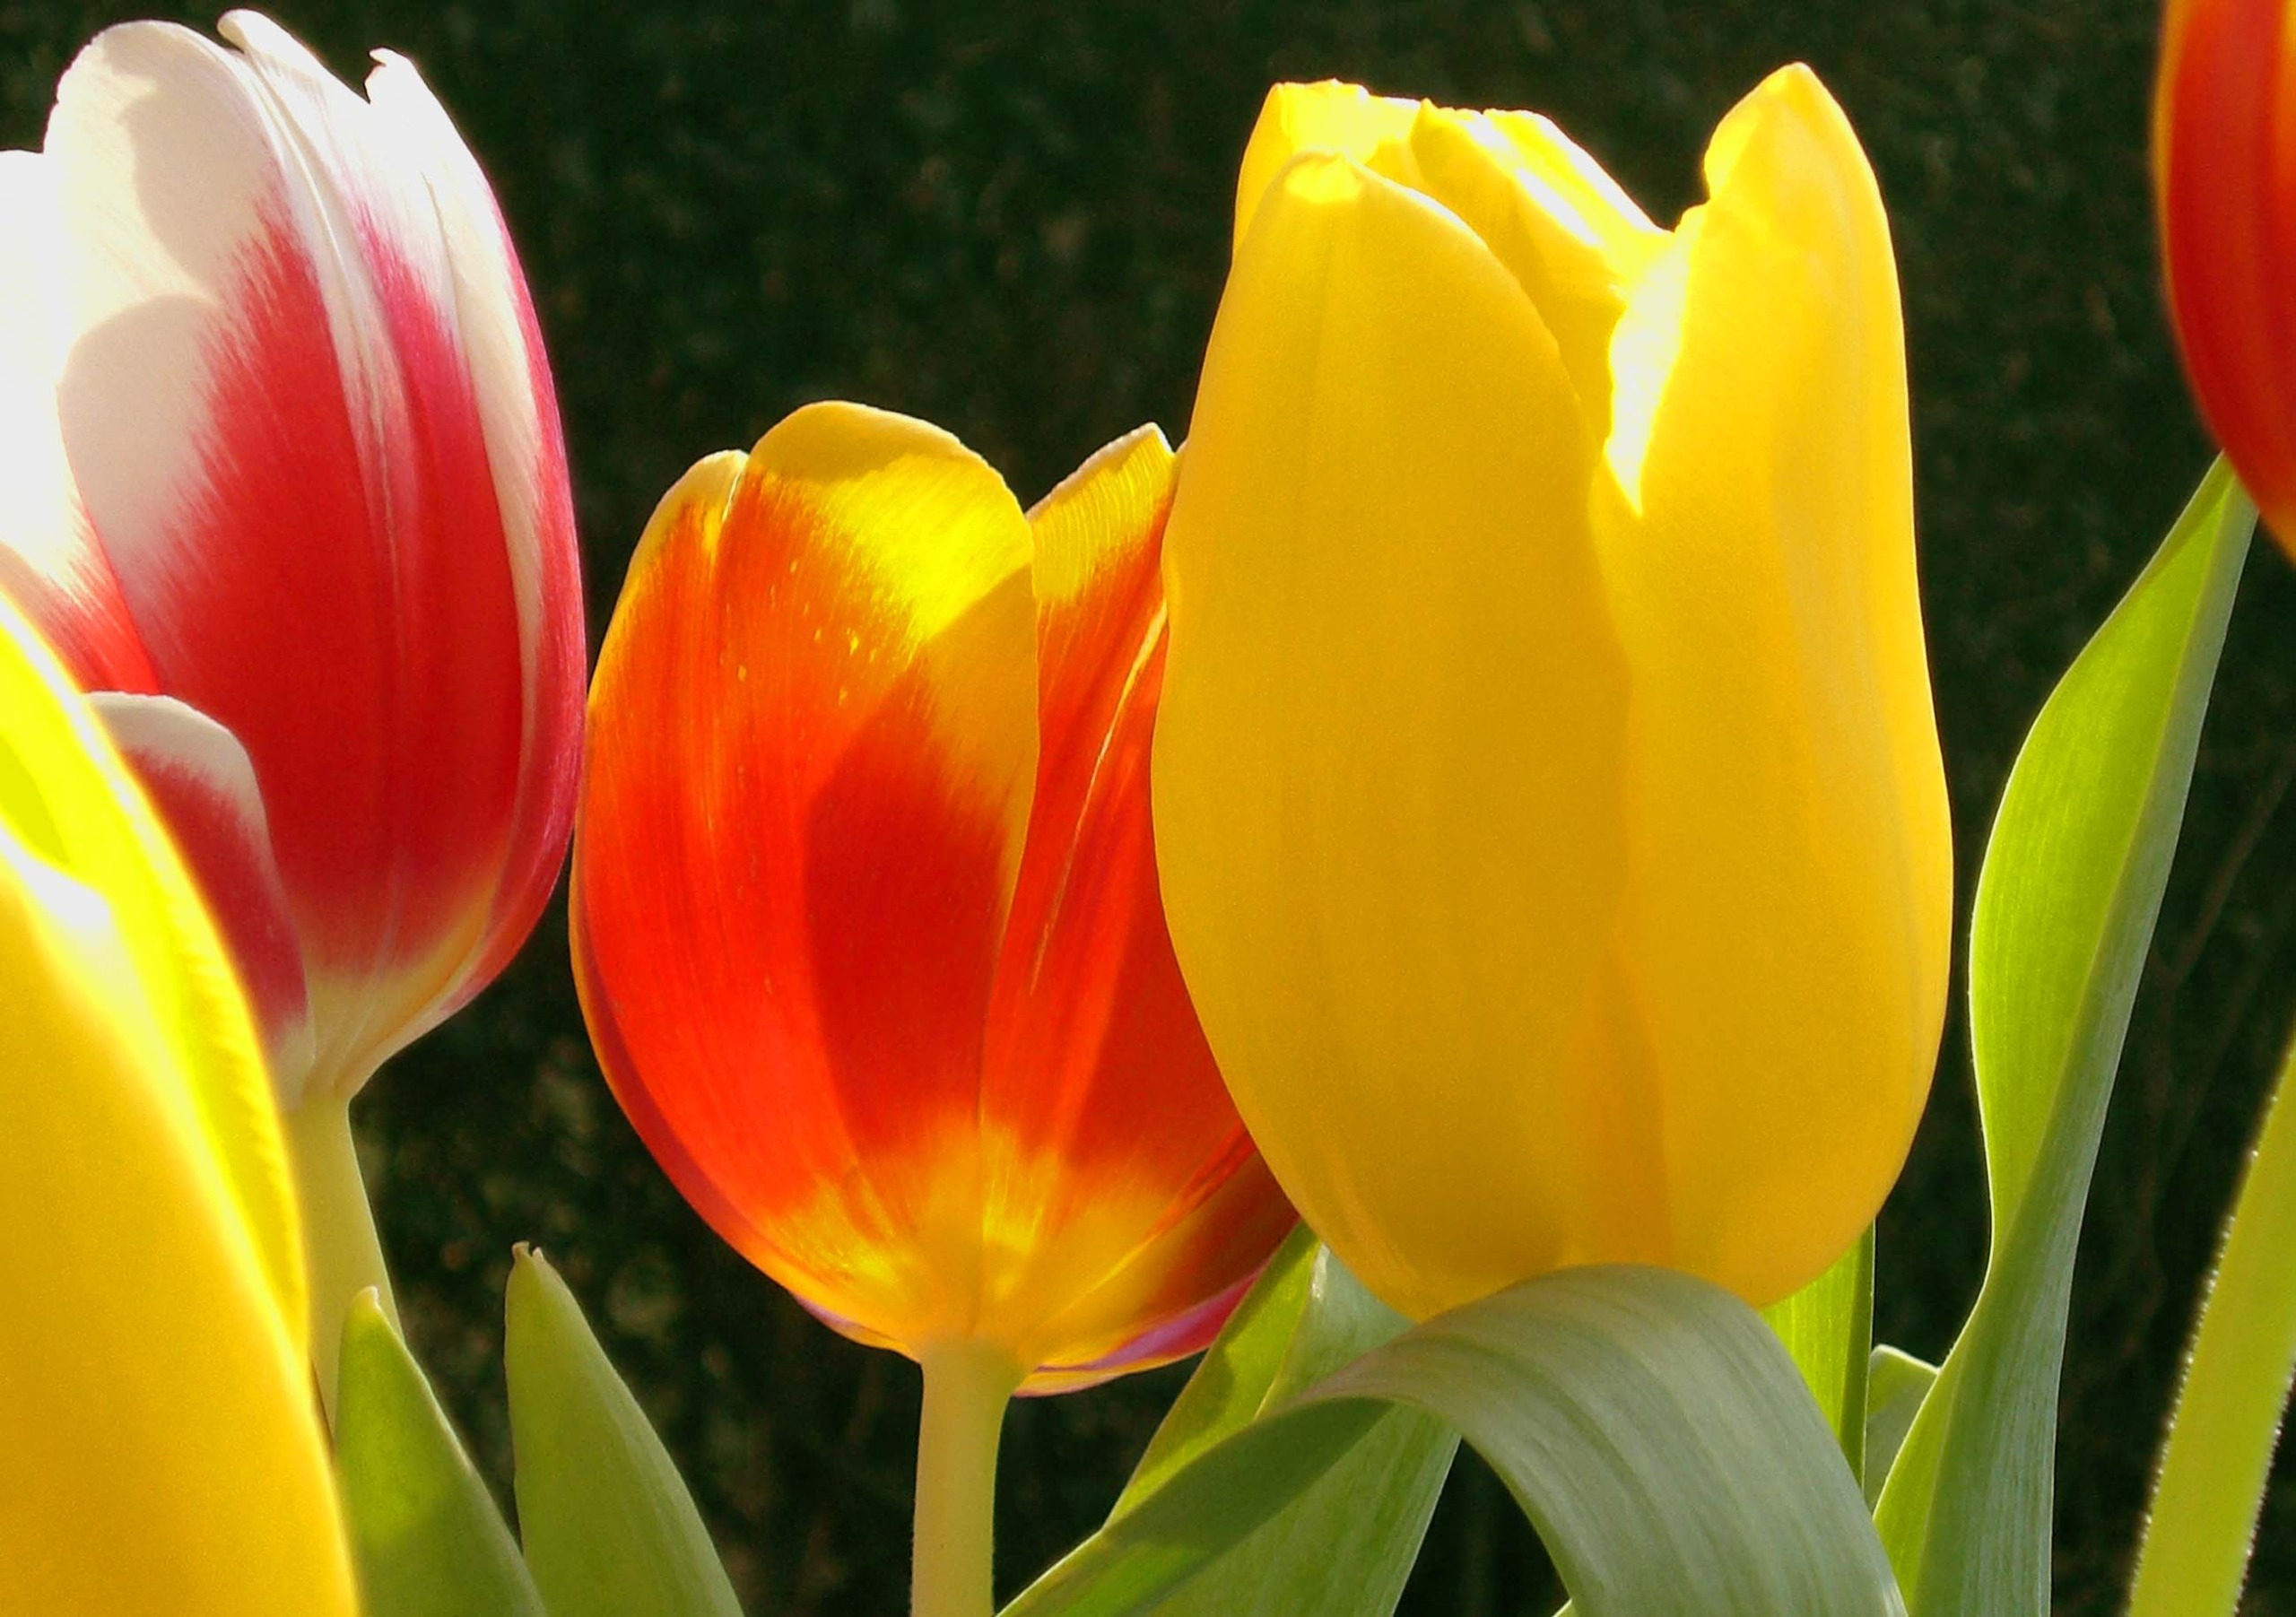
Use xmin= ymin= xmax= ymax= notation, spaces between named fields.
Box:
xmin=911 ymin=1340 xmax=1022 ymax=1617
xmin=284 ymin=1091 xmax=398 ymax=1421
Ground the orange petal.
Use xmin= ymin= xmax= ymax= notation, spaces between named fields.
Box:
xmin=574 ymin=405 xmax=1037 ymax=1348
xmin=978 ymin=426 xmax=1292 ymax=1378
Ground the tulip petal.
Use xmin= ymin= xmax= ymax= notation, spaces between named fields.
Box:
xmin=361 ymin=43 xmax=586 ymax=1004
xmin=1233 ymin=81 xmax=1422 ymax=254
xmin=2154 ymin=0 xmax=2296 ymax=538
xmin=0 ymin=597 xmax=303 ymax=1329
xmin=0 ymin=150 xmax=153 ymax=693
xmin=94 ymin=691 xmax=315 ymax=1100
xmin=1402 ymin=106 xmax=1667 ymax=440
xmin=1155 ymin=152 xmax=1632 ymax=1323
xmin=575 ymin=404 xmax=1038 ymax=1350
xmin=1592 ymin=65 xmax=1951 ymax=1305
xmin=0 ymin=599 xmax=351 ymax=1615
xmin=47 ymin=20 xmax=529 ymax=1088
xmin=971 ymin=425 xmax=1292 ymax=1379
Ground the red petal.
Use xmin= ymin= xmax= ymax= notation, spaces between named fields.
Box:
xmin=2158 ymin=0 xmax=2296 ymax=540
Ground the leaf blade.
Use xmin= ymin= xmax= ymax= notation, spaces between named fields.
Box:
xmin=1760 ymin=1227 xmax=1874 ymax=1477
xmin=1874 ymin=460 xmax=2254 ymax=1613
xmin=2127 ymin=1036 xmax=2296 ymax=1616
xmin=1010 ymin=1265 xmax=1900 ymax=1617
xmin=504 ymin=1248 xmax=743 ymax=1617
xmin=333 ymin=1290 xmax=548 ymax=1617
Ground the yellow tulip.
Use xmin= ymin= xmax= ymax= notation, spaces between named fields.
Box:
xmin=1152 ymin=68 xmax=1951 ymax=1322
xmin=0 ymin=594 xmax=355 ymax=1614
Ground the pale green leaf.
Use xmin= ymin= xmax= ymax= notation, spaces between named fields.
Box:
xmin=334 ymin=1289 xmax=547 ymax=1617
xmin=1863 ymin=1347 xmax=1936 ymax=1509
xmin=1109 ymin=1233 xmax=1456 ymax=1616
xmin=1009 ymin=1265 xmax=1900 ymax=1617
xmin=1874 ymin=459 xmax=2253 ymax=1614
xmin=505 ymin=1247 xmax=743 ymax=1617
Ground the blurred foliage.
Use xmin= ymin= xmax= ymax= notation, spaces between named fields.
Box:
xmin=7 ymin=0 xmax=2296 ymax=1612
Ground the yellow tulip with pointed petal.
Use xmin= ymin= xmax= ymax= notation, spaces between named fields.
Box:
xmin=1153 ymin=68 xmax=1951 ymax=1323
xmin=0 ymin=593 xmax=354 ymax=1615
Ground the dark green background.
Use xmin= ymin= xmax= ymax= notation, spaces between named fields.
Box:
xmin=8 ymin=1 xmax=2296 ymax=1610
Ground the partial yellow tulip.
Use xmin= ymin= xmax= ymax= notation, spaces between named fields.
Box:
xmin=1153 ymin=68 xmax=1951 ymax=1322
xmin=0 ymin=594 xmax=354 ymax=1614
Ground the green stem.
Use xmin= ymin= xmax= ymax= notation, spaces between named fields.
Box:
xmin=910 ymin=1340 xmax=1022 ymax=1617
xmin=2128 ymin=1027 xmax=2296 ymax=1616
xmin=283 ymin=1091 xmax=396 ymax=1423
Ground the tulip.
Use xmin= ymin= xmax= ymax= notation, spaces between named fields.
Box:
xmin=1152 ymin=69 xmax=1952 ymax=1324
xmin=2154 ymin=0 xmax=2296 ymax=553
xmin=0 ymin=594 xmax=356 ymax=1615
xmin=0 ymin=12 xmax=585 ymax=1389
xmin=573 ymin=404 xmax=1296 ymax=1616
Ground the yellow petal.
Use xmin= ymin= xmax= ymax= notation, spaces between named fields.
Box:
xmin=1232 ymin=80 xmax=1421 ymax=254
xmin=0 ymin=595 xmax=303 ymax=1333
xmin=1483 ymin=108 xmax=1666 ymax=262
xmin=1402 ymin=104 xmax=1668 ymax=440
xmin=0 ymin=602 xmax=352 ymax=1614
xmin=750 ymin=400 xmax=1040 ymax=893
xmin=1155 ymin=152 xmax=1631 ymax=1323
xmin=1592 ymin=65 xmax=1951 ymax=1304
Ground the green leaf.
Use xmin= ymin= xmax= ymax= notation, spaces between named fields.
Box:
xmin=504 ymin=1247 xmax=743 ymax=1617
xmin=1111 ymin=1226 xmax=1329 ymax=1515
xmin=1760 ymin=1228 xmax=1874 ymax=1478
xmin=1009 ymin=1265 xmax=1900 ymax=1617
xmin=1093 ymin=1230 xmax=1455 ymax=1616
xmin=2127 ymin=1036 xmax=2296 ymax=1616
xmin=1873 ymin=459 xmax=2254 ymax=1614
xmin=1862 ymin=1348 xmax=1936 ymax=1510
xmin=334 ymin=1289 xmax=548 ymax=1617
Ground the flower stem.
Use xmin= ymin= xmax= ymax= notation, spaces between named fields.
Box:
xmin=283 ymin=1091 xmax=397 ymax=1422
xmin=2128 ymin=1026 xmax=2296 ymax=1616
xmin=911 ymin=1340 xmax=1022 ymax=1617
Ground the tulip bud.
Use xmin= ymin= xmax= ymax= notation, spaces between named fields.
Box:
xmin=0 ymin=595 xmax=354 ymax=1616
xmin=572 ymin=405 xmax=1295 ymax=1390
xmin=1152 ymin=70 xmax=1952 ymax=1321
xmin=0 ymin=11 xmax=584 ymax=1105
xmin=2154 ymin=0 xmax=2296 ymax=554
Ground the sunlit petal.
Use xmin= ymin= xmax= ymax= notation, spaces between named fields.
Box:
xmin=1592 ymin=65 xmax=1950 ymax=1303
xmin=1155 ymin=152 xmax=1631 ymax=1322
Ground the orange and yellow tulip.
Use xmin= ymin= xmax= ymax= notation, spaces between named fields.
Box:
xmin=571 ymin=404 xmax=1294 ymax=1392
xmin=2155 ymin=0 xmax=2296 ymax=552
xmin=1153 ymin=71 xmax=1952 ymax=1323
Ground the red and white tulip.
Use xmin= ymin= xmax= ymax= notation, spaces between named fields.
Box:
xmin=0 ymin=12 xmax=584 ymax=1108
xmin=0 ymin=12 xmax=584 ymax=1395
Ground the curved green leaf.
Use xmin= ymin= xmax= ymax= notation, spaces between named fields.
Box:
xmin=505 ymin=1247 xmax=743 ymax=1617
xmin=1011 ymin=1265 xmax=1900 ymax=1617
xmin=1874 ymin=459 xmax=2253 ymax=1613
xmin=1112 ymin=1227 xmax=1330 ymax=1515
xmin=1102 ymin=1230 xmax=1456 ymax=1616
xmin=334 ymin=1289 xmax=547 ymax=1617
